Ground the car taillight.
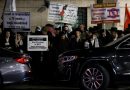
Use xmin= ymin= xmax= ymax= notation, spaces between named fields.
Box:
xmin=16 ymin=57 xmax=28 ymax=64
xmin=16 ymin=55 xmax=30 ymax=64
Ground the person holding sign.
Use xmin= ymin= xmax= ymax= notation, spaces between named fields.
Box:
xmin=14 ymin=33 xmax=24 ymax=53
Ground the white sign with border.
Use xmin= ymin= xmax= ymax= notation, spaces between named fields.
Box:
xmin=3 ymin=11 xmax=30 ymax=30
xmin=27 ymin=35 xmax=48 ymax=51
xmin=48 ymin=3 xmax=78 ymax=24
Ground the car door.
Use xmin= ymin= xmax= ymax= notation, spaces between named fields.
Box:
xmin=116 ymin=38 xmax=130 ymax=74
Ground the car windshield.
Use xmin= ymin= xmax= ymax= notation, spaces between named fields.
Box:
xmin=104 ymin=34 xmax=130 ymax=47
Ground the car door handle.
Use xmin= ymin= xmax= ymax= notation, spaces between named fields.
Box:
xmin=119 ymin=56 xmax=123 ymax=57
xmin=128 ymin=55 xmax=130 ymax=57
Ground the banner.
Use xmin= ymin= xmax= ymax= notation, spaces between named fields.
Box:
xmin=91 ymin=3 xmax=120 ymax=24
xmin=27 ymin=35 xmax=48 ymax=51
xmin=48 ymin=3 xmax=78 ymax=24
xmin=3 ymin=11 xmax=30 ymax=31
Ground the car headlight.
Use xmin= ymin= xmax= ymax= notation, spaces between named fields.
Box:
xmin=59 ymin=56 xmax=78 ymax=64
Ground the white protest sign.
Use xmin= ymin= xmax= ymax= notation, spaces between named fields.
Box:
xmin=48 ymin=3 xmax=78 ymax=24
xmin=27 ymin=35 xmax=48 ymax=51
xmin=4 ymin=11 xmax=30 ymax=30
xmin=48 ymin=3 xmax=63 ymax=22
xmin=63 ymin=4 xmax=78 ymax=24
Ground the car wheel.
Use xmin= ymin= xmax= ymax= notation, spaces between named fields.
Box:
xmin=80 ymin=64 xmax=110 ymax=90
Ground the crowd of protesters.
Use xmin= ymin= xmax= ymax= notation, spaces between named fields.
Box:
xmin=32 ymin=23 xmax=127 ymax=54
xmin=0 ymin=23 xmax=129 ymax=81
xmin=0 ymin=24 xmax=127 ymax=55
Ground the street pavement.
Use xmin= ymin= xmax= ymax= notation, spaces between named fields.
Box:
xmin=1 ymin=81 xmax=80 ymax=90
xmin=2 ymin=81 xmax=130 ymax=90
xmin=2 ymin=85 xmax=130 ymax=90
xmin=2 ymin=85 xmax=79 ymax=90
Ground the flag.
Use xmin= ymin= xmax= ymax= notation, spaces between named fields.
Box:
xmin=59 ymin=5 xmax=67 ymax=21
xmin=59 ymin=8 xmax=64 ymax=20
xmin=124 ymin=4 xmax=130 ymax=30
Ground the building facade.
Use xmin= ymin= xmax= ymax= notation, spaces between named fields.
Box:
xmin=0 ymin=0 xmax=129 ymax=32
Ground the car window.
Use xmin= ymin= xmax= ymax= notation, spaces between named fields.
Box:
xmin=118 ymin=38 xmax=130 ymax=49
xmin=105 ymin=34 xmax=130 ymax=47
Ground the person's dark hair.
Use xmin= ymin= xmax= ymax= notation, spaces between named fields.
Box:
xmin=55 ymin=27 xmax=61 ymax=31
xmin=45 ymin=24 xmax=54 ymax=28
xmin=111 ymin=27 xmax=118 ymax=32
xmin=74 ymin=28 xmax=82 ymax=34
xmin=88 ymin=27 xmax=94 ymax=33
xmin=1 ymin=29 xmax=14 ymax=39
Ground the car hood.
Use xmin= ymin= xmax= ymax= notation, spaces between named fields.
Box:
xmin=0 ymin=48 xmax=23 ymax=58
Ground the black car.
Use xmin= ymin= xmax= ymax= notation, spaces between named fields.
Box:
xmin=58 ymin=34 xmax=130 ymax=90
